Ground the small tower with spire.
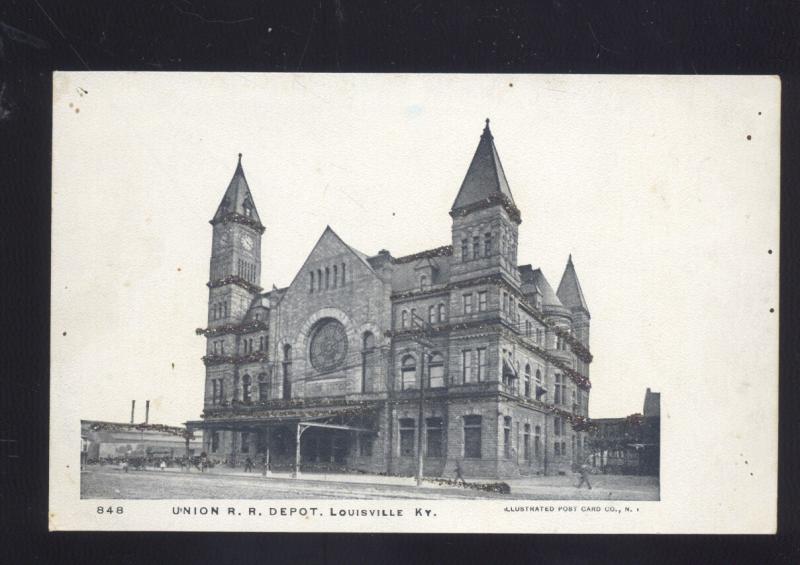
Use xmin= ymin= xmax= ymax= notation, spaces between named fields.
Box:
xmin=557 ymin=254 xmax=591 ymax=346
xmin=449 ymin=118 xmax=522 ymax=286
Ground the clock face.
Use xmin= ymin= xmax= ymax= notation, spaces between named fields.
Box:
xmin=240 ymin=234 xmax=254 ymax=251
xmin=309 ymin=319 xmax=348 ymax=372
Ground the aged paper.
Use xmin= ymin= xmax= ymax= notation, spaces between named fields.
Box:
xmin=50 ymin=73 xmax=778 ymax=533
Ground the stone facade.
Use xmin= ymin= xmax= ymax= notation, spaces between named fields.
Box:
xmin=188 ymin=122 xmax=594 ymax=479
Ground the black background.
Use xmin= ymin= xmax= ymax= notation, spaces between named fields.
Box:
xmin=1 ymin=0 xmax=798 ymax=563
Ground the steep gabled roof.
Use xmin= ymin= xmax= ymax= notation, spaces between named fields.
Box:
xmin=451 ymin=119 xmax=518 ymax=218
xmin=556 ymin=254 xmax=590 ymax=314
xmin=211 ymin=154 xmax=263 ymax=227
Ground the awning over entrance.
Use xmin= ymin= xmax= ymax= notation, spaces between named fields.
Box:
xmin=185 ymin=401 xmax=381 ymax=432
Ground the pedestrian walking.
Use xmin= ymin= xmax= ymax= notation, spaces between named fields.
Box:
xmin=244 ymin=457 xmax=253 ymax=473
xmin=160 ymin=459 xmax=166 ymax=471
xmin=454 ymin=459 xmax=465 ymax=484
xmin=576 ymin=459 xmax=592 ymax=490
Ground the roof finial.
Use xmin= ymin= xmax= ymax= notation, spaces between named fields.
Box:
xmin=568 ymin=253 xmax=573 ymax=264
xmin=482 ymin=117 xmax=493 ymax=139
xmin=238 ymin=152 xmax=242 ymax=162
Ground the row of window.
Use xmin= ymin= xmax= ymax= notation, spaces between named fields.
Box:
xmin=458 ymin=228 xmax=518 ymax=263
xmin=462 ymin=291 xmax=488 ymax=314
xmin=210 ymin=372 xmax=272 ymax=404
xmin=309 ymin=263 xmax=347 ymax=293
xmin=210 ymin=336 xmax=267 ymax=355
xmin=400 ymin=304 xmax=447 ymax=329
xmin=210 ymin=300 xmax=229 ymax=320
xmin=398 ymin=416 xmax=546 ymax=460
xmin=237 ymin=259 xmax=257 ymax=284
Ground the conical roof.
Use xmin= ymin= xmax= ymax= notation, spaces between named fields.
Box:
xmin=531 ymin=268 xmax=564 ymax=309
xmin=451 ymin=119 xmax=519 ymax=220
xmin=556 ymin=255 xmax=589 ymax=314
xmin=211 ymin=154 xmax=263 ymax=227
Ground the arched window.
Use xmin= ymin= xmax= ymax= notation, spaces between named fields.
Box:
xmin=428 ymin=304 xmax=435 ymax=324
xmin=233 ymin=374 xmax=240 ymax=401
xmin=438 ymin=303 xmax=446 ymax=322
xmin=242 ymin=374 xmax=252 ymax=403
xmin=420 ymin=274 xmax=428 ymax=291
xmin=317 ymin=269 xmax=323 ymax=291
xmin=333 ymin=265 xmax=338 ymax=288
xmin=310 ymin=271 xmax=314 ymax=293
xmin=428 ymin=352 xmax=444 ymax=388
xmin=341 ymin=263 xmax=346 ymax=285
xmin=361 ymin=331 xmax=375 ymax=393
xmin=401 ymin=310 xmax=408 ymax=329
xmin=282 ymin=344 xmax=292 ymax=400
xmin=258 ymin=372 xmax=270 ymax=401
xmin=325 ymin=267 xmax=330 ymax=289
xmin=401 ymin=355 xmax=416 ymax=390
xmin=524 ymin=364 xmax=532 ymax=397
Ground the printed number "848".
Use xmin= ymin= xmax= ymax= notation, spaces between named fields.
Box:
xmin=97 ymin=506 xmax=124 ymax=514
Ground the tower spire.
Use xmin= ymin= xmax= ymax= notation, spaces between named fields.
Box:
xmin=211 ymin=153 xmax=264 ymax=231
xmin=557 ymin=254 xmax=589 ymax=314
xmin=450 ymin=118 xmax=518 ymax=223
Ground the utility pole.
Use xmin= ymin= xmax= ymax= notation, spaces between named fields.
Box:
xmin=410 ymin=312 xmax=434 ymax=487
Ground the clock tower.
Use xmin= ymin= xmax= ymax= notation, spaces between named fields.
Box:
xmin=207 ymin=154 xmax=265 ymax=329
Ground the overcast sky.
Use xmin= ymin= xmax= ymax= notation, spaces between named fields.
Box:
xmin=51 ymin=73 xmax=778 ymax=427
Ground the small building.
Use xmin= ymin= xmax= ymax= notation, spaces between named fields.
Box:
xmin=81 ymin=420 xmax=202 ymax=462
xmin=587 ymin=388 xmax=660 ymax=476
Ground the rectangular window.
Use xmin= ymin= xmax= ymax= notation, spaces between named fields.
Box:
xmin=401 ymin=366 xmax=417 ymax=390
xmin=463 ymin=293 xmax=473 ymax=314
xmin=241 ymin=432 xmax=249 ymax=453
xmin=429 ymin=305 xmax=435 ymax=324
xmin=429 ymin=362 xmax=444 ymax=388
xmin=426 ymin=417 xmax=444 ymax=457
xmin=211 ymin=380 xmax=219 ymax=404
xmin=476 ymin=348 xmax=486 ymax=381
xmin=211 ymin=431 xmax=219 ymax=453
xmin=554 ymin=441 xmax=561 ymax=456
xmin=478 ymin=291 xmax=487 ymax=312
xmin=462 ymin=350 xmax=473 ymax=383
xmin=554 ymin=374 xmax=562 ymax=404
xmin=502 ymin=292 xmax=509 ymax=313
xmin=484 ymin=232 xmax=492 ymax=256
xmin=463 ymin=415 xmax=482 ymax=459
xmin=503 ymin=417 xmax=512 ymax=458
xmin=523 ymin=426 xmax=531 ymax=460
xmin=399 ymin=418 xmax=415 ymax=457
xmin=554 ymin=416 xmax=561 ymax=437
xmin=461 ymin=239 xmax=469 ymax=261
xmin=472 ymin=236 xmax=480 ymax=258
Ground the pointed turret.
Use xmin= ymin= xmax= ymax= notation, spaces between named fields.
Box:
xmin=450 ymin=119 xmax=521 ymax=223
xmin=211 ymin=153 xmax=264 ymax=231
xmin=556 ymin=254 xmax=590 ymax=316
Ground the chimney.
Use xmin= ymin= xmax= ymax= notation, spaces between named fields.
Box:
xmin=130 ymin=400 xmax=136 ymax=424
xmin=145 ymin=400 xmax=150 ymax=425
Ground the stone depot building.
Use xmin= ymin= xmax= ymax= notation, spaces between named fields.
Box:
xmin=187 ymin=120 xmax=594 ymax=479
